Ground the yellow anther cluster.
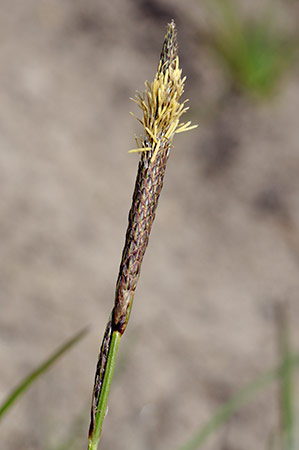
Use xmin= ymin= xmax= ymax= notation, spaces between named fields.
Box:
xmin=129 ymin=57 xmax=197 ymax=162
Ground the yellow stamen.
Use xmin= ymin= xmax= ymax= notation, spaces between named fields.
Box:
xmin=128 ymin=148 xmax=152 ymax=153
xmin=129 ymin=55 xmax=197 ymax=160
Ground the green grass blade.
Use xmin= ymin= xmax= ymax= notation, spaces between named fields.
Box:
xmin=281 ymin=355 xmax=295 ymax=450
xmin=276 ymin=303 xmax=295 ymax=450
xmin=0 ymin=327 xmax=88 ymax=419
xmin=176 ymin=353 xmax=299 ymax=450
xmin=88 ymin=330 xmax=121 ymax=450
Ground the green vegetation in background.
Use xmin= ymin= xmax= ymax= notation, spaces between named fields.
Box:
xmin=274 ymin=303 xmax=296 ymax=450
xmin=0 ymin=328 xmax=87 ymax=420
xmin=176 ymin=353 xmax=299 ymax=450
xmin=177 ymin=301 xmax=298 ymax=450
xmin=205 ymin=0 xmax=295 ymax=98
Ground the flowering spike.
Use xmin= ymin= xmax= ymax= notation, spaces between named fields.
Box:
xmin=88 ymin=22 xmax=197 ymax=450
xmin=130 ymin=25 xmax=197 ymax=161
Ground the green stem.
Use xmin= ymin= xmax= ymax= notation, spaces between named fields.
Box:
xmin=88 ymin=331 xmax=121 ymax=450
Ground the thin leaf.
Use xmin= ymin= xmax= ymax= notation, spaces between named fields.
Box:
xmin=275 ymin=303 xmax=295 ymax=450
xmin=0 ymin=327 xmax=88 ymax=419
xmin=175 ymin=353 xmax=299 ymax=450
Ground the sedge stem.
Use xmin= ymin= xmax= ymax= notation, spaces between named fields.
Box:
xmin=88 ymin=331 xmax=121 ymax=450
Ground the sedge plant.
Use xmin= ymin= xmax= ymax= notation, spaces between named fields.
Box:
xmin=2 ymin=19 xmax=299 ymax=450
xmin=87 ymin=20 xmax=197 ymax=450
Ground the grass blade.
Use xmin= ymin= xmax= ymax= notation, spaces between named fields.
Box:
xmin=176 ymin=353 xmax=299 ymax=450
xmin=275 ymin=302 xmax=295 ymax=450
xmin=0 ymin=327 xmax=88 ymax=419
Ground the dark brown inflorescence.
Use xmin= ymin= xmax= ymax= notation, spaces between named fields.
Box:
xmin=89 ymin=21 xmax=197 ymax=437
xmin=159 ymin=19 xmax=178 ymax=73
xmin=89 ymin=316 xmax=112 ymax=436
xmin=112 ymin=20 xmax=196 ymax=334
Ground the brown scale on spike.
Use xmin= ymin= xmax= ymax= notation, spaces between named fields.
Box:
xmin=89 ymin=21 xmax=197 ymax=441
xmin=112 ymin=21 xmax=197 ymax=334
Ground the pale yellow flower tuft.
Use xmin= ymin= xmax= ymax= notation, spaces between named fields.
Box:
xmin=129 ymin=56 xmax=197 ymax=162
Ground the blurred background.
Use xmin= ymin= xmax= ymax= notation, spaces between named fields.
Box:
xmin=1 ymin=0 xmax=299 ymax=449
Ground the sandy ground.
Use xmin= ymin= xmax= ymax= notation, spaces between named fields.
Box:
xmin=1 ymin=1 xmax=299 ymax=450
